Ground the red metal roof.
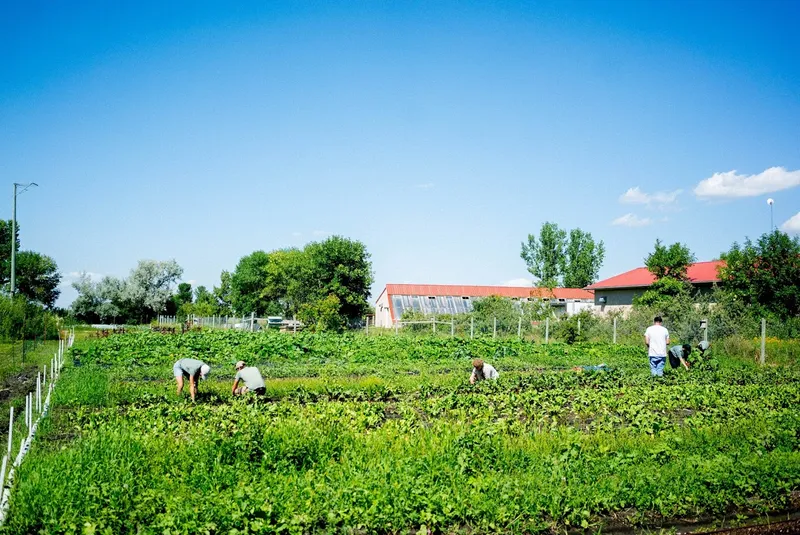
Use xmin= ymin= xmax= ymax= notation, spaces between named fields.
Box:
xmin=585 ymin=260 xmax=725 ymax=290
xmin=384 ymin=284 xmax=594 ymax=300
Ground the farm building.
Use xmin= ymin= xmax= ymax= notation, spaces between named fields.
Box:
xmin=585 ymin=260 xmax=724 ymax=313
xmin=374 ymin=284 xmax=595 ymax=328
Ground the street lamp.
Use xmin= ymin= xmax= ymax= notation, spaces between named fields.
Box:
xmin=10 ymin=182 xmax=38 ymax=297
xmin=767 ymin=198 xmax=774 ymax=232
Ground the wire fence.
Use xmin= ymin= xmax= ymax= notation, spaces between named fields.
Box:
xmin=362 ymin=313 xmax=800 ymax=364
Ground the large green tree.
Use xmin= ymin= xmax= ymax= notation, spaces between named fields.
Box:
xmin=0 ymin=220 xmax=20 ymax=287
xmin=521 ymin=223 xmax=604 ymax=288
xmin=644 ymin=239 xmax=695 ymax=281
xmin=14 ymin=251 xmax=61 ymax=308
xmin=719 ymin=230 xmax=800 ymax=319
xmin=634 ymin=240 xmax=696 ymax=308
xmin=261 ymin=248 xmax=310 ymax=317
xmin=521 ymin=222 xmax=567 ymax=287
xmin=304 ymin=236 xmax=373 ymax=325
xmin=230 ymin=251 xmax=271 ymax=315
xmin=213 ymin=271 xmax=234 ymax=316
xmin=563 ymin=229 xmax=606 ymax=288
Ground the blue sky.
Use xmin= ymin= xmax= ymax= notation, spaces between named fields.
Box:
xmin=1 ymin=0 xmax=798 ymax=308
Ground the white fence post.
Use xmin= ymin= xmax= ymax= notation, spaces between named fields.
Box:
xmin=7 ymin=408 xmax=13 ymax=458
xmin=545 ymin=317 xmax=550 ymax=344
xmin=517 ymin=316 xmax=522 ymax=338
xmin=613 ymin=317 xmax=617 ymax=344
xmin=760 ymin=318 xmax=766 ymax=365
xmin=493 ymin=317 xmax=497 ymax=339
xmin=470 ymin=316 xmax=474 ymax=339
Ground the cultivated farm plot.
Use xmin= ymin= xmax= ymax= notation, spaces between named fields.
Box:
xmin=3 ymin=331 xmax=800 ymax=534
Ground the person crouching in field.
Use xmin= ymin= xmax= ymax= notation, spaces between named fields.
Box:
xmin=668 ymin=344 xmax=692 ymax=370
xmin=173 ymin=358 xmax=211 ymax=402
xmin=470 ymin=359 xmax=499 ymax=384
xmin=232 ymin=360 xmax=266 ymax=396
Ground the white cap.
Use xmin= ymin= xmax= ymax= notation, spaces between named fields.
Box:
xmin=235 ymin=361 xmax=246 ymax=370
xmin=200 ymin=364 xmax=211 ymax=379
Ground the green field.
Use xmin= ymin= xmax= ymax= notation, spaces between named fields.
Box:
xmin=2 ymin=331 xmax=800 ymax=534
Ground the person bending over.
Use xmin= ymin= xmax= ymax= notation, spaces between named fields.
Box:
xmin=232 ymin=360 xmax=266 ymax=396
xmin=668 ymin=344 xmax=692 ymax=370
xmin=173 ymin=358 xmax=211 ymax=402
xmin=470 ymin=359 xmax=499 ymax=384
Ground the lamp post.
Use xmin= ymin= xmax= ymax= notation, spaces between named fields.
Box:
xmin=767 ymin=198 xmax=774 ymax=232
xmin=10 ymin=182 xmax=38 ymax=297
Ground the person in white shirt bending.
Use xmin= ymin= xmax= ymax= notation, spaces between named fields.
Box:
xmin=644 ymin=316 xmax=670 ymax=376
xmin=470 ymin=359 xmax=499 ymax=384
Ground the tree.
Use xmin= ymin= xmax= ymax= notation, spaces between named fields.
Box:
xmin=635 ymin=240 xmax=696 ymax=308
xmin=304 ymin=236 xmax=373 ymax=324
xmin=261 ymin=248 xmax=310 ymax=317
xmin=563 ymin=229 xmax=605 ymax=288
xmin=719 ymin=230 xmax=800 ymax=319
xmin=230 ymin=251 xmax=271 ymax=315
xmin=213 ymin=271 xmax=234 ymax=316
xmin=0 ymin=220 xmax=19 ymax=287
xmin=521 ymin=223 xmax=604 ymax=288
xmin=14 ymin=251 xmax=61 ymax=308
xmin=644 ymin=239 xmax=695 ymax=281
xmin=521 ymin=222 xmax=566 ymax=287
xmin=70 ymin=272 xmax=103 ymax=323
xmin=121 ymin=260 xmax=183 ymax=323
xmin=174 ymin=283 xmax=193 ymax=308
xmin=297 ymin=294 xmax=345 ymax=332
xmin=190 ymin=285 xmax=218 ymax=317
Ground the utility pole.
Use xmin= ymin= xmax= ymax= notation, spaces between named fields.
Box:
xmin=10 ymin=182 xmax=38 ymax=297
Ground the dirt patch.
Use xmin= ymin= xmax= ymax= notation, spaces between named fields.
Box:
xmin=0 ymin=367 xmax=43 ymax=404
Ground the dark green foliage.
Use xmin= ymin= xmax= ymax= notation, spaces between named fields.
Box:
xmin=643 ymin=239 xmax=695 ymax=281
xmin=719 ymin=230 xmax=800 ymax=319
xmin=227 ymin=236 xmax=373 ymax=328
xmin=521 ymin=223 xmax=604 ymax=288
xmin=564 ymin=229 xmax=606 ymax=288
xmin=0 ymin=219 xmax=20 ymax=287
xmin=230 ymin=250 xmax=272 ymax=315
xmin=13 ymin=251 xmax=61 ymax=308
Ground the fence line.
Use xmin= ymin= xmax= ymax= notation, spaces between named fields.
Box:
xmin=0 ymin=327 xmax=72 ymax=526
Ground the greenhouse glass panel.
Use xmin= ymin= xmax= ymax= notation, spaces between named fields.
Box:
xmin=392 ymin=296 xmax=404 ymax=318
xmin=410 ymin=296 xmax=421 ymax=312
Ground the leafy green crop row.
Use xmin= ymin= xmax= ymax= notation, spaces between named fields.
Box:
xmin=2 ymin=332 xmax=798 ymax=534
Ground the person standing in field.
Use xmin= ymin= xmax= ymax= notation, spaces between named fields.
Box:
xmin=668 ymin=344 xmax=692 ymax=370
xmin=470 ymin=359 xmax=499 ymax=384
xmin=644 ymin=316 xmax=670 ymax=377
xmin=232 ymin=360 xmax=266 ymax=396
xmin=173 ymin=358 xmax=211 ymax=402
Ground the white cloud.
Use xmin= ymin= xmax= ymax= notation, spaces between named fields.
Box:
xmin=694 ymin=167 xmax=800 ymax=199
xmin=502 ymin=278 xmax=532 ymax=287
xmin=59 ymin=271 xmax=105 ymax=288
xmin=415 ymin=183 xmax=435 ymax=190
xmin=781 ymin=212 xmax=800 ymax=234
xmin=611 ymin=213 xmax=652 ymax=227
xmin=620 ymin=187 xmax=682 ymax=205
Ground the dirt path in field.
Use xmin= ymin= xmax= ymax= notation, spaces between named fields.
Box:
xmin=0 ymin=366 xmax=46 ymax=447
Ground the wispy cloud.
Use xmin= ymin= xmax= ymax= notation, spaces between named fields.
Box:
xmin=312 ymin=230 xmax=330 ymax=237
xmin=781 ymin=212 xmax=800 ymax=235
xmin=694 ymin=167 xmax=800 ymax=199
xmin=60 ymin=271 xmax=104 ymax=288
xmin=502 ymin=278 xmax=532 ymax=287
xmin=414 ymin=183 xmax=435 ymax=190
xmin=612 ymin=213 xmax=652 ymax=227
xmin=619 ymin=187 xmax=682 ymax=206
